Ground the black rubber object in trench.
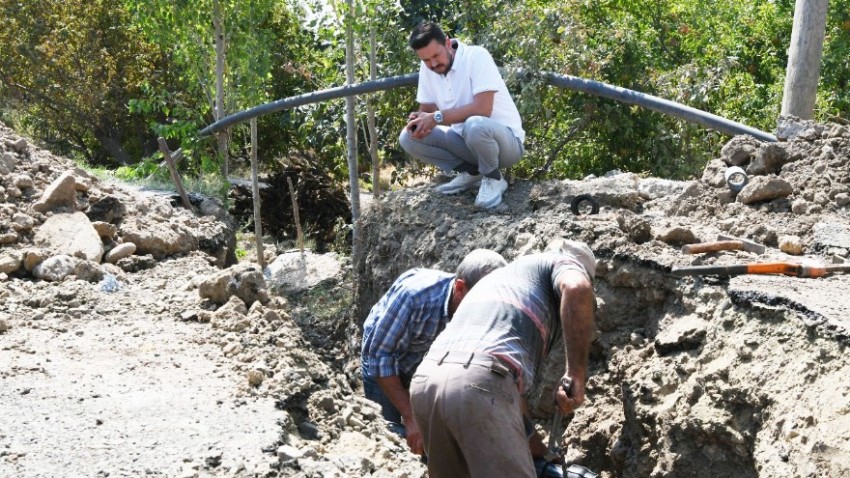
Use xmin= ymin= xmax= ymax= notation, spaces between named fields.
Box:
xmin=570 ymin=194 xmax=599 ymax=215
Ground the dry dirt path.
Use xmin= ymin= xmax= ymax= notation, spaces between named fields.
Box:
xmin=0 ymin=257 xmax=284 ymax=478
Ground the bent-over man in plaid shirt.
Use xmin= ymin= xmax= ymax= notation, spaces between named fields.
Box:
xmin=361 ymin=249 xmax=506 ymax=455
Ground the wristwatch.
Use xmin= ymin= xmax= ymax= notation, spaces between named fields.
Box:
xmin=434 ymin=110 xmax=443 ymax=124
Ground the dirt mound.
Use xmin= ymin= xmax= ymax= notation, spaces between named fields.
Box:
xmin=3 ymin=115 xmax=849 ymax=478
xmin=0 ymin=122 xmax=425 ymax=477
xmin=355 ymin=117 xmax=850 ymax=477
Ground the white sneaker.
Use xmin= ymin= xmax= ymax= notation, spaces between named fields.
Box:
xmin=435 ymin=172 xmax=482 ymax=195
xmin=475 ymin=177 xmax=508 ymax=208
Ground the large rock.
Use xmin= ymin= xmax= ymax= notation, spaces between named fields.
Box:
xmin=120 ymin=218 xmax=198 ymax=258
xmin=86 ymin=194 xmax=126 ymax=223
xmin=721 ymin=135 xmax=762 ymax=166
xmin=32 ymin=255 xmax=77 ymax=281
xmin=34 ymin=211 xmax=104 ymax=263
xmin=266 ymin=251 xmax=344 ymax=294
xmin=32 ymin=171 xmax=78 ymax=213
xmin=31 ymin=254 xmax=103 ymax=282
xmin=748 ymin=143 xmax=791 ymax=175
xmin=199 ymin=263 xmax=269 ymax=306
xmin=736 ymin=176 xmax=793 ymax=204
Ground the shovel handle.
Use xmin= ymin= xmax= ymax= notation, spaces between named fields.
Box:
xmin=682 ymin=241 xmax=744 ymax=254
xmin=671 ymin=262 xmax=802 ymax=277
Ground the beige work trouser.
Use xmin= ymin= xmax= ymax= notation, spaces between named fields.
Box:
xmin=410 ymin=354 xmax=535 ymax=478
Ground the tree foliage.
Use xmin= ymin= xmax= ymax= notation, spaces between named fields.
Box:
xmin=1 ymin=0 xmax=849 ymax=182
xmin=0 ymin=0 xmax=157 ymax=164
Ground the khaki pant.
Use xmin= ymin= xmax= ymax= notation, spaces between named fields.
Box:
xmin=410 ymin=353 xmax=535 ymax=478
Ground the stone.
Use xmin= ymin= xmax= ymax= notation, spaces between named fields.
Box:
xmin=277 ymin=445 xmax=303 ymax=463
xmin=0 ymin=232 xmax=17 ymax=245
xmin=34 ymin=211 xmax=103 ymax=263
xmin=104 ymin=242 xmax=136 ymax=264
xmin=11 ymin=137 xmax=28 ymax=154
xmin=247 ymin=370 xmax=265 ymax=387
xmin=791 ymin=198 xmax=809 ymax=215
xmin=121 ymin=218 xmax=198 ymax=258
xmin=266 ymin=251 xmax=342 ymax=295
xmin=0 ymin=252 xmax=22 ymax=274
xmin=748 ymin=143 xmax=790 ymax=175
xmin=86 ymin=195 xmax=126 ymax=222
xmin=200 ymin=263 xmax=268 ymax=306
xmin=32 ymin=171 xmax=78 ymax=213
xmin=91 ymin=221 xmax=117 ymax=240
xmin=654 ymin=317 xmax=708 ymax=354
xmin=24 ymin=249 xmax=48 ymax=271
xmin=32 ymin=255 xmax=78 ymax=282
xmin=656 ymin=227 xmax=697 ymax=245
xmin=778 ymin=235 xmax=804 ymax=255
xmin=11 ymin=213 xmax=35 ymax=233
xmin=638 ymin=178 xmax=688 ymax=200
xmin=736 ymin=176 xmax=793 ymax=204
xmin=720 ymin=135 xmax=761 ymax=166
xmin=13 ymin=173 xmax=34 ymax=190
xmin=0 ymin=152 xmax=17 ymax=174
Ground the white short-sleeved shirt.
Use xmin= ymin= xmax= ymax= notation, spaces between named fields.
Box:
xmin=416 ymin=40 xmax=525 ymax=143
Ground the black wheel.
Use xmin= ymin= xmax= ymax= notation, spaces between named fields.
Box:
xmin=570 ymin=194 xmax=599 ymax=215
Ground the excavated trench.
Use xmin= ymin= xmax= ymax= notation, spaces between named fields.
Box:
xmin=353 ymin=121 xmax=850 ymax=477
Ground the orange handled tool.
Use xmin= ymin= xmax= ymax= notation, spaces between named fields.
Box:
xmin=671 ymin=262 xmax=850 ymax=278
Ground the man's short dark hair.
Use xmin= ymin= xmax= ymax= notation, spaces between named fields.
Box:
xmin=409 ymin=21 xmax=446 ymax=50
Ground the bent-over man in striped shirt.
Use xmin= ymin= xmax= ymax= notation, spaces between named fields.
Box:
xmin=410 ymin=239 xmax=596 ymax=478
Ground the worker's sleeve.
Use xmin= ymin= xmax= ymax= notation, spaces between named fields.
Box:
xmin=415 ymin=65 xmax=437 ymax=105
xmin=551 ymin=255 xmax=592 ymax=297
xmin=362 ymin=290 xmax=416 ymax=379
xmin=468 ymin=47 xmax=503 ymax=96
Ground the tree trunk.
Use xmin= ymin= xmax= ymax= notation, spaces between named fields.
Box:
xmin=213 ymin=0 xmax=229 ymax=176
xmin=367 ymin=27 xmax=381 ymax=198
xmin=345 ymin=0 xmax=360 ymax=261
xmin=781 ymin=0 xmax=829 ymax=119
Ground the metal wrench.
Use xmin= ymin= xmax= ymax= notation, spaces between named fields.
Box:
xmin=544 ymin=376 xmax=573 ymax=462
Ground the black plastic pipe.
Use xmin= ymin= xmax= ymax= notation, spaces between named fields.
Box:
xmin=199 ymin=74 xmax=418 ymax=136
xmin=199 ymin=70 xmax=776 ymax=142
xmin=535 ymin=71 xmax=776 ymax=142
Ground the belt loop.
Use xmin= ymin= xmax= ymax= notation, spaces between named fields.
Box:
xmin=437 ymin=350 xmax=449 ymax=365
xmin=463 ymin=352 xmax=474 ymax=367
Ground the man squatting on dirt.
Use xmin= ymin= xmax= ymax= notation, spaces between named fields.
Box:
xmin=409 ymin=239 xmax=597 ymax=478
xmin=360 ymin=249 xmax=507 ymax=455
xmin=399 ymin=21 xmax=525 ymax=210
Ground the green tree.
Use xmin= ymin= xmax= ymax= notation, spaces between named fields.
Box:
xmin=0 ymin=0 xmax=157 ymax=165
xmin=125 ymin=0 xmax=282 ymax=175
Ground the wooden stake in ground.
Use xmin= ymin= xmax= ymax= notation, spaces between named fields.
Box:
xmin=286 ymin=176 xmax=305 ymax=252
xmin=250 ymin=119 xmax=265 ymax=269
xmin=157 ymin=137 xmax=192 ymax=211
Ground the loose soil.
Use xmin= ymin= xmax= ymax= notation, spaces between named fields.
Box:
xmin=2 ymin=117 xmax=850 ymax=478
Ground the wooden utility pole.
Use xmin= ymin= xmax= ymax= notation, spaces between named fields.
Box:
xmin=213 ymin=0 xmax=230 ymax=177
xmin=781 ymin=0 xmax=829 ymax=119
xmin=344 ymin=0 xmax=360 ymax=261
xmin=249 ymin=119 xmax=264 ymax=269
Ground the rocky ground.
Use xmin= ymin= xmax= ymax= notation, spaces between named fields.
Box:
xmin=2 ymin=115 xmax=849 ymax=478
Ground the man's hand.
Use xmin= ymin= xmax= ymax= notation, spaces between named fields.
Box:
xmin=403 ymin=417 xmax=425 ymax=455
xmin=555 ymin=373 xmax=585 ymax=415
xmin=406 ymin=111 xmax=438 ymax=139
